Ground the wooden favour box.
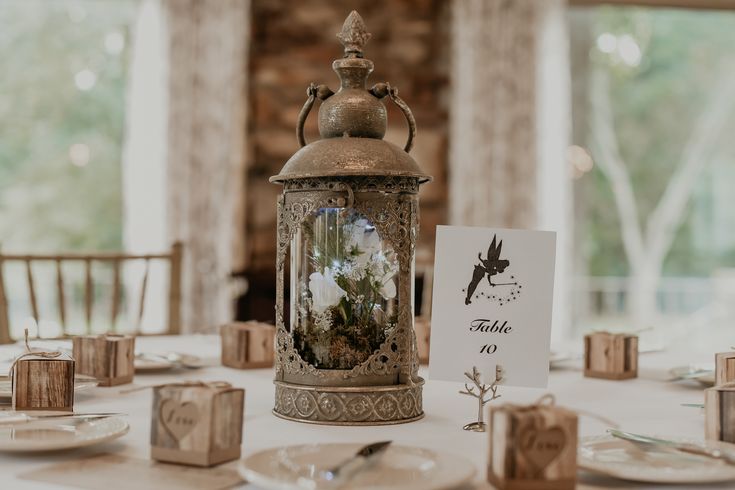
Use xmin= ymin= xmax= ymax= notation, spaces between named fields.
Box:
xmin=151 ymin=382 xmax=245 ymax=467
xmin=72 ymin=334 xmax=135 ymax=387
xmin=414 ymin=316 xmax=431 ymax=364
xmin=488 ymin=400 xmax=578 ymax=490
xmin=12 ymin=352 xmax=75 ymax=411
xmin=220 ymin=321 xmax=275 ymax=369
xmin=705 ymin=384 xmax=735 ymax=443
xmin=715 ymin=352 xmax=735 ymax=386
xmin=584 ymin=332 xmax=638 ymax=380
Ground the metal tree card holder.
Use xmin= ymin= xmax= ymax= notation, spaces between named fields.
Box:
xmin=270 ymin=11 xmax=431 ymax=425
xmin=459 ymin=365 xmax=503 ymax=432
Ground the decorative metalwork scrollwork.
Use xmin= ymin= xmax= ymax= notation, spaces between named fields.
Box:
xmin=284 ymin=176 xmax=419 ymax=194
xmin=274 ymin=381 xmax=424 ymax=425
xmin=275 ymin=177 xmax=421 ymax=384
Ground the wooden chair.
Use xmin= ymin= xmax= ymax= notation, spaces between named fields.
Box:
xmin=0 ymin=242 xmax=183 ymax=344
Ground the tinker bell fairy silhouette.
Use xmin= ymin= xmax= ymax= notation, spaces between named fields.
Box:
xmin=463 ymin=234 xmax=521 ymax=306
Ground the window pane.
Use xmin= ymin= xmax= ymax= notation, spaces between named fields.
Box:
xmin=0 ymin=0 xmax=137 ymax=252
xmin=0 ymin=0 xmax=138 ymax=337
xmin=569 ymin=6 xmax=735 ymax=332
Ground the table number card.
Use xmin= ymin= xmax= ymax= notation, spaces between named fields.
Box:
xmin=429 ymin=226 xmax=556 ymax=388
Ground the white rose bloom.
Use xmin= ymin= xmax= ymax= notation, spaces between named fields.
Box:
xmin=380 ymin=277 xmax=397 ymax=300
xmin=308 ymin=267 xmax=347 ymax=314
xmin=346 ymin=219 xmax=369 ymax=249
xmin=347 ymin=219 xmax=382 ymax=268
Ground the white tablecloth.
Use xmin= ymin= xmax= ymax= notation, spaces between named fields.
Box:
xmin=1 ymin=331 xmax=732 ymax=490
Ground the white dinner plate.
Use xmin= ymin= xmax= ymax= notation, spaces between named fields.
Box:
xmin=579 ymin=435 xmax=735 ymax=483
xmin=134 ymin=357 xmax=174 ymax=373
xmin=135 ymin=353 xmax=206 ymax=373
xmin=549 ymin=351 xmax=581 ymax=367
xmin=669 ymin=364 xmax=716 ymax=386
xmin=239 ymin=443 xmax=476 ymax=490
xmin=0 ymin=415 xmax=129 ymax=452
xmin=0 ymin=374 xmax=99 ymax=404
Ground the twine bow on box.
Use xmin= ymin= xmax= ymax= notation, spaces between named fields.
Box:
xmin=8 ymin=329 xmax=64 ymax=377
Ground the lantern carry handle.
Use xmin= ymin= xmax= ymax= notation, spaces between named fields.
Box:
xmin=297 ymin=83 xmax=334 ymax=148
xmin=330 ymin=182 xmax=355 ymax=208
xmin=370 ymin=82 xmax=416 ymax=154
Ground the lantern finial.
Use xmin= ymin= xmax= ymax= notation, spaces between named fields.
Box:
xmin=337 ymin=10 xmax=371 ymax=58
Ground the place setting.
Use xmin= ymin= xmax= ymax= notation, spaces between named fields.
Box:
xmin=239 ymin=441 xmax=477 ymax=490
xmin=134 ymin=351 xmax=209 ymax=373
xmin=0 ymin=411 xmax=129 ymax=453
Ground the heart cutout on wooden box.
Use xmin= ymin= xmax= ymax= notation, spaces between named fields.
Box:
xmin=160 ymin=399 xmax=200 ymax=441
xmin=519 ymin=426 xmax=566 ymax=472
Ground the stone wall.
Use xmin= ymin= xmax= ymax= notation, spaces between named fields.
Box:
xmin=242 ymin=0 xmax=449 ymax=318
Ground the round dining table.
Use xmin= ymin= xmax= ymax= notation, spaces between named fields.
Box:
xmin=0 ymin=330 xmax=731 ymax=490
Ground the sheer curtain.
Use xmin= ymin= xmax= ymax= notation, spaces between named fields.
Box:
xmin=122 ymin=0 xmax=168 ymax=333
xmin=164 ymin=0 xmax=250 ymax=332
xmin=449 ymin=0 xmax=572 ymax=342
xmin=123 ymin=0 xmax=250 ymax=332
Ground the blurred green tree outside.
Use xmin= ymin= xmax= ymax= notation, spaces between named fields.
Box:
xmin=574 ymin=7 xmax=735 ymax=278
xmin=0 ymin=0 xmax=137 ymax=252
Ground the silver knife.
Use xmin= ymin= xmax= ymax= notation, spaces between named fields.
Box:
xmin=608 ymin=429 xmax=735 ymax=465
xmin=0 ymin=412 xmax=124 ymax=426
xmin=321 ymin=441 xmax=392 ymax=484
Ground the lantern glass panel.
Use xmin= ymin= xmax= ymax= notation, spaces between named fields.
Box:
xmin=290 ymin=206 xmax=399 ymax=370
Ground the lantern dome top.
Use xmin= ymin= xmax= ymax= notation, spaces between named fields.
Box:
xmin=271 ymin=11 xmax=431 ymax=184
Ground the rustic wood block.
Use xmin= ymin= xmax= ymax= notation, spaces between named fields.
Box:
xmin=72 ymin=334 xmax=135 ymax=387
xmin=488 ymin=400 xmax=578 ymax=490
xmin=220 ymin=321 xmax=275 ymax=369
xmin=12 ymin=352 xmax=75 ymax=411
xmin=150 ymin=382 xmax=245 ymax=467
xmin=715 ymin=352 xmax=735 ymax=386
xmin=583 ymin=332 xmax=638 ymax=380
xmin=705 ymin=384 xmax=735 ymax=443
xmin=414 ymin=316 xmax=430 ymax=365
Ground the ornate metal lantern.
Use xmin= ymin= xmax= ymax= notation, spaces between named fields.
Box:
xmin=271 ymin=11 xmax=431 ymax=425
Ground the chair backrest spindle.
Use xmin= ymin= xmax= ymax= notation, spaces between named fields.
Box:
xmin=56 ymin=258 xmax=66 ymax=331
xmin=168 ymin=242 xmax=183 ymax=335
xmin=136 ymin=259 xmax=150 ymax=332
xmin=0 ymin=248 xmax=9 ymax=345
xmin=25 ymin=259 xmax=39 ymax=331
xmin=110 ymin=258 xmax=121 ymax=333
xmin=84 ymin=258 xmax=93 ymax=334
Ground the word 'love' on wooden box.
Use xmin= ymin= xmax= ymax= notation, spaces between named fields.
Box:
xmin=72 ymin=334 xmax=135 ymax=386
xmin=220 ymin=321 xmax=275 ymax=369
xmin=583 ymin=331 xmax=638 ymax=380
xmin=715 ymin=352 xmax=735 ymax=386
xmin=12 ymin=352 xmax=75 ymax=411
xmin=705 ymin=384 xmax=735 ymax=443
xmin=150 ymin=381 xmax=245 ymax=467
xmin=414 ymin=316 xmax=431 ymax=364
xmin=488 ymin=396 xmax=578 ymax=490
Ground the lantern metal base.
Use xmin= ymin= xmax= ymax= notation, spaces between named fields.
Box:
xmin=273 ymin=378 xmax=424 ymax=426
